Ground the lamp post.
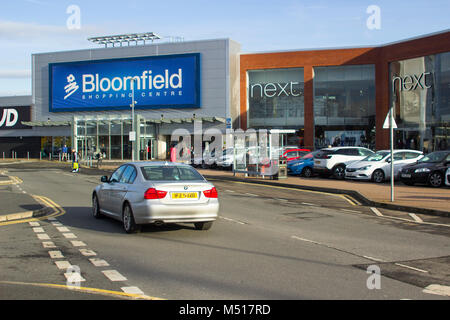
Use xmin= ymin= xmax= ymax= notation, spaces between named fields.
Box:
xmin=130 ymin=78 xmax=137 ymax=161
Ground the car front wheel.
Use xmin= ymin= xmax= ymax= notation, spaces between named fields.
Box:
xmin=302 ymin=167 xmax=313 ymax=178
xmin=92 ymin=194 xmax=102 ymax=219
xmin=372 ymin=169 xmax=385 ymax=183
xmin=333 ymin=165 xmax=346 ymax=180
xmin=428 ymin=172 xmax=443 ymax=187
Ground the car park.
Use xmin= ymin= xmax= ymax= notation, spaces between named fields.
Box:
xmin=281 ymin=148 xmax=311 ymax=162
xmin=345 ymin=149 xmax=423 ymax=183
xmin=287 ymin=151 xmax=319 ymax=177
xmin=313 ymin=147 xmax=374 ymax=179
xmin=400 ymin=150 xmax=450 ymax=187
xmin=92 ymin=162 xmax=219 ymax=233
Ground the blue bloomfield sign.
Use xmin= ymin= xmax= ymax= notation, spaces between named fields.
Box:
xmin=49 ymin=53 xmax=200 ymax=112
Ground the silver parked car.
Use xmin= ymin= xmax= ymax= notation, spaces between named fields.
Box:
xmin=92 ymin=162 xmax=219 ymax=233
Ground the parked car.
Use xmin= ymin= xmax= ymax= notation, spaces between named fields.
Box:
xmin=216 ymin=148 xmax=245 ymax=170
xmin=345 ymin=149 xmax=423 ymax=183
xmin=445 ymin=167 xmax=450 ymax=187
xmin=400 ymin=150 xmax=450 ymax=187
xmin=281 ymin=148 xmax=311 ymax=162
xmin=92 ymin=162 xmax=220 ymax=233
xmin=287 ymin=151 xmax=319 ymax=177
xmin=313 ymin=147 xmax=374 ymax=179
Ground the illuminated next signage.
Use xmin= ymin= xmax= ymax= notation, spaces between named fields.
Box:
xmin=250 ymin=81 xmax=303 ymax=98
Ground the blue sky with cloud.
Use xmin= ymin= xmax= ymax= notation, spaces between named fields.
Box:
xmin=0 ymin=0 xmax=449 ymax=96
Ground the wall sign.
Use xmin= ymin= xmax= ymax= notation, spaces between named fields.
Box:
xmin=49 ymin=53 xmax=200 ymax=112
xmin=0 ymin=106 xmax=31 ymax=130
xmin=250 ymin=81 xmax=303 ymax=98
xmin=392 ymin=72 xmax=433 ymax=91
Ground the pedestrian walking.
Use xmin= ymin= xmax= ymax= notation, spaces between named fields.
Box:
xmin=71 ymin=149 xmax=79 ymax=173
xmin=170 ymin=143 xmax=177 ymax=162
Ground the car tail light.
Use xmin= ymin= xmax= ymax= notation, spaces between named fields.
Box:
xmin=144 ymin=188 xmax=167 ymax=199
xmin=203 ymin=187 xmax=218 ymax=198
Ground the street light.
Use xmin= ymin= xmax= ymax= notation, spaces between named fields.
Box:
xmin=130 ymin=78 xmax=137 ymax=161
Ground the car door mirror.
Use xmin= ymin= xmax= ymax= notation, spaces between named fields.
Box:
xmin=386 ymin=158 xmax=391 ymax=163
xmin=101 ymin=176 xmax=109 ymax=183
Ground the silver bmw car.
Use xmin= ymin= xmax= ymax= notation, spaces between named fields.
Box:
xmin=92 ymin=162 xmax=219 ymax=233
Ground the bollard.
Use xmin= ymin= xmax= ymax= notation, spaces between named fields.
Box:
xmin=3 ymin=152 xmax=4 ymax=159
xmin=27 ymin=152 xmax=30 ymax=160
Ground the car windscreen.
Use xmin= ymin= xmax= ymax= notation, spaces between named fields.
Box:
xmin=301 ymin=151 xmax=319 ymax=160
xmin=140 ymin=166 xmax=205 ymax=181
xmin=363 ymin=151 xmax=389 ymax=162
xmin=417 ymin=152 xmax=448 ymax=163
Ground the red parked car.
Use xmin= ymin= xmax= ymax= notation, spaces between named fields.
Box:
xmin=281 ymin=149 xmax=311 ymax=162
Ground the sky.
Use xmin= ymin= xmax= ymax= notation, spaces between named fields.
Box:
xmin=0 ymin=0 xmax=449 ymax=96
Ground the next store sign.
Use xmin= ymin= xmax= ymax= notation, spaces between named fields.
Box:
xmin=49 ymin=53 xmax=200 ymax=112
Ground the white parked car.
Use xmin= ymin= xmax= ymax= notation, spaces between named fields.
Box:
xmin=313 ymin=147 xmax=374 ymax=179
xmin=345 ymin=149 xmax=423 ymax=183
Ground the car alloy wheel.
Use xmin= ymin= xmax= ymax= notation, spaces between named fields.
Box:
xmin=123 ymin=204 xmax=139 ymax=233
xmin=302 ymin=167 xmax=313 ymax=178
xmin=428 ymin=172 xmax=443 ymax=187
xmin=372 ymin=169 xmax=385 ymax=183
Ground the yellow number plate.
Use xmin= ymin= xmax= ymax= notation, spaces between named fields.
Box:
xmin=171 ymin=192 xmax=198 ymax=199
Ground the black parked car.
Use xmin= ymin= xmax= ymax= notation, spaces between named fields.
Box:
xmin=400 ymin=150 xmax=450 ymax=187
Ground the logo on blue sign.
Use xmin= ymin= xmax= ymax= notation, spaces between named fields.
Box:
xmin=49 ymin=53 xmax=200 ymax=112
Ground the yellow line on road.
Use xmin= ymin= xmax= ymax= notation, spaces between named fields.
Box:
xmin=0 ymin=281 xmax=164 ymax=300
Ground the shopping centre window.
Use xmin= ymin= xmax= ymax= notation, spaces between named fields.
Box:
xmin=390 ymin=51 xmax=450 ymax=152
xmin=247 ymin=68 xmax=304 ymax=128
xmin=313 ymin=65 xmax=376 ymax=149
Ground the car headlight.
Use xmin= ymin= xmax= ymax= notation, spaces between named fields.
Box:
xmin=358 ymin=165 xmax=372 ymax=171
xmin=415 ymin=168 xmax=431 ymax=173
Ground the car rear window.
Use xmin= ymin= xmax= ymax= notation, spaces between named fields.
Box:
xmin=140 ymin=166 xmax=205 ymax=181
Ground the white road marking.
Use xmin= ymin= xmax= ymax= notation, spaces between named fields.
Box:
xmin=22 ymin=191 xmax=26 ymax=194
xmin=56 ymin=226 xmax=70 ymax=233
xmin=275 ymin=198 xmax=289 ymax=202
xmin=47 ymin=217 xmax=57 ymax=221
xmin=42 ymin=241 xmax=57 ymax=248
xmin=29 ymin=222 xmax=40 ymax=227
xmin=408 ymin=213 xmax=423 ymax=223
xmin=370 ymin=207 xmax=383 ymax=217
xmin=224 ymin=190 xmax=235 ymax=193
xmin=341 ymin=209 xmax=362 ymax=214
xmin=54 ymin=261 xmax=72 ymax=270
xmin=362 ymin=256 xmax=386 ymax=262
xmin=32 ymin=227 xmax=44 ymax=233
xmin=62 ymin=233 xmax=77 ymax=239
xmin=89 ymin=258 xmax=110 ymax=267
xmin=395 ymin=263 xmax=428 ymax=273
xmin=37 ymin=233 xmax=50 ymax=240
xmin=291 ymin=235 xmax=322 ymax=245
xmin=102 ymin=270 xmax=127 ymax=282
xmin=245 ymin=193 xmax=259 ymax=197
xmin=301 ymin=202 xmax=319 ymax=206
xmin=64 ymin=272 xmax=85 ymax=282
xmin=51 ymin=222 xmax=63 ymax=226
xmin=79 ymin=249 xmax=97 ymax=257
xmin=121 ymin=286 xmax=144 ymax=295
xmin=220 ymin=216 xmax=246 ymax=225
xmin=423 ymin=284 xmax=450 ymax=297
xmin=70 ymin=241 xmax=86 ymax=247
xmin=48 ymin=251 xmax=64 ymax=259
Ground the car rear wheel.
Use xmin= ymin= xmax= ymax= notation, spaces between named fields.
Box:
xmin=194 ymin=221 xmax=213 ymax=230
xmin=123 ymin=203 xmax=140 ymax=233
xmin=428 ymin=172 xmax=443 ymax=187
xmin=302 ymin=167 xmax=313 ymax=178
xmin=372 ymin=169 xmax=385 ymax=183
xmin=92 ymin=194 xmax=102 ymax=219
xmin=333 ymin=165 xmax=346 ymax=180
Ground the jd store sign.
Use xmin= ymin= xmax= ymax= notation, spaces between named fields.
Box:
xmin=0 ymin=106 xmax=31 ymax=130
xmin=49 ymin=53 xmax=200 ymax=112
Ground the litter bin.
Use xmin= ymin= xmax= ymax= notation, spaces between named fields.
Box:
xmin=272 ymin=159 xmax=287 ymax=180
